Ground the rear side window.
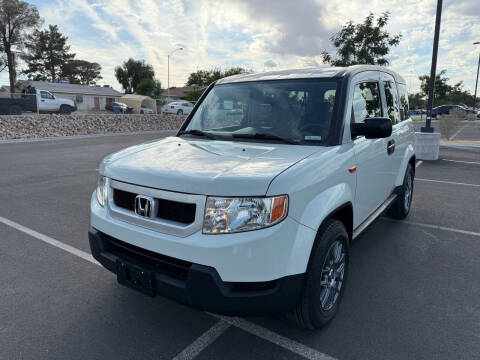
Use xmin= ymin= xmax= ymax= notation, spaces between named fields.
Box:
xmin=383 ymin=81 xmax=399 ymax=124
xmin=397 ymin=83 xmax=409 ymax=120
xmin=352 ymin=82 xmax=382 ymax=123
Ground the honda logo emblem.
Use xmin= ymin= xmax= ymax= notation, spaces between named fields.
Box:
xmin=135 ymin=195 xmax=154 ymax=217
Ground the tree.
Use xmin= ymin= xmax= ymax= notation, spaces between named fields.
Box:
xmin=135 ymin=78 xmax=162 ymax=98
xmin=419 ymin=70 xmax=451 ymax=99
xmin=22 ymin=24 xmax=74 ymax=81
xmin=0 ymin=0 xmax=41 ymax=93
xmin=114 ymin=58 xmax=154 ymax=94
xmin=186 ymin=67 xmax=248 ymax=87
xmin=184 ymin=89 xmax=204 ymax=102
xmin=321 ymin=12 xmax=401 ymax=66
xmin=418 ymin=69 xmax=478 ymax=107
xmin=61 ymin=59 xmax=102 ymax=85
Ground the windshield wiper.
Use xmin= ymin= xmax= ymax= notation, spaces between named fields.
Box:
xmin=178 ymin=129 xmax=216 ymax=139
xmin=232 ymin=132 xmax=298 ymax=145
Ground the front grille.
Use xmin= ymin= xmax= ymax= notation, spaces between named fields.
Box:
xmin=113 ymin=188 xmax=196 ymax=225
xmin=104 ymin=235 xmax=192 ymax=281
xmin=113 ymin=189 xmax=135 ymax=211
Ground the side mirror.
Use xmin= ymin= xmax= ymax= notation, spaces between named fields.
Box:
xmin=351 ymin=117 xmax=392 ymax=139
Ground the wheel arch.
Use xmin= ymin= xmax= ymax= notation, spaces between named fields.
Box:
xmin=305 ymin=202 xmax=353 ymax=271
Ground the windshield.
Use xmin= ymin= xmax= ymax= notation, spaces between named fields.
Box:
xmin=183 ymin=80 xmax=339 ymax=145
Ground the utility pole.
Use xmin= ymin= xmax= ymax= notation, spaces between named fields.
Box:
xmin=473 ymin=42 xmax=480 ymax=114
xmin=167 ymin=47 xmax=183 ymax=101
xmin=422 ymin=0 xmax=443 ymax=133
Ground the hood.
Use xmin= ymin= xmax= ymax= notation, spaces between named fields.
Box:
xmin=59 ymin=97 xmax=75 ymax=106
xmin=100 ymin=136 xmax=319 ymax=196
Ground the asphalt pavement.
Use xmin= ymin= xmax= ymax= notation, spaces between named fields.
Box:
xmin=1 ymin=133 xmax=479 ymax=360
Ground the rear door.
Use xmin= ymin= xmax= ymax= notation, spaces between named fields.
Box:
xmin=380 ymin=73 xmax=403 ymax=190
xmin=351 ymin=73 xmax=393 ymax=225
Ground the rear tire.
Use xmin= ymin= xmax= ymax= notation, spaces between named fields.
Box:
xmin=8 ymin=105 xmax=22 ymax=115
xmin=60 ymin=105 xmax=72 ymax=115
xmin=289 ymin=219 xmax=349 ymax=330
xmin=387 ymin=163 xmax=414 ymax=220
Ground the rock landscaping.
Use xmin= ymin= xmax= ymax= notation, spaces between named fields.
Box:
xmin=0 ymin=114 xmax=186 ymax=140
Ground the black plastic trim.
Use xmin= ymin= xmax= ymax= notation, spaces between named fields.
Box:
xmin=89 ymin=229 xmax=305 ymax=315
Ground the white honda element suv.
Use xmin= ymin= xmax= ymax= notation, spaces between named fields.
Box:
xmin=90 ymin=65 xmax=415 ymax=329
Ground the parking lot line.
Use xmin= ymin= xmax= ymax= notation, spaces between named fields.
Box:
xmin=212 ymin=315 xmax=337 ymax=360
xmin=172 ymin=320 xmax=231 ymax=360
xmin=0 ymin=215 xmax=99 ymax=265
xmin=451 ymin=124 xmax=468 ymax=140
xmin=0 ymin=214 xmax=336 ymax=360
xmin=441 ymin=158 xmax=480 ymax=165
xmin=415 ymin=161 xmax=423 ymax=168
xmin=384 ymin=218 xmax=480 ymax=237
xmin=416 ymin=178 xmax=480 ymax=187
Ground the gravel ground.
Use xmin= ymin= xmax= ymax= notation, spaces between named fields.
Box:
xmin=0 ymin=114 xmax=186 ymax=140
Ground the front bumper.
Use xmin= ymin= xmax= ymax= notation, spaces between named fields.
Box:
xmin=89 ymin=229 xmax=305 ymax=315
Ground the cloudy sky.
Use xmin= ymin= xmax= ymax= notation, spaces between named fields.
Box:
xmin=4 ymin=0 xmax=480 ymax=94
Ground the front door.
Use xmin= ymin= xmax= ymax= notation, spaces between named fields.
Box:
xmin=39 ymin=91 xmax=57 ymax=111
xmin=94 ymin=97 xmax=100 ymax=109
xmin=351 ymin=77 xmax=394 ymax=226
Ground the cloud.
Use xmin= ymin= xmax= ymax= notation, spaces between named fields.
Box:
xmin=263 ymin=60 xmax=277 ymax=68
xmin=0 ymin=0 xmax=477 ymax=94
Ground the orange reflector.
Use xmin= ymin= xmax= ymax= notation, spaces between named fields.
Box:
xmin=348 ymin=166 xmax=357 ymax=173
xmin=270 ymin=196 xmax=288 ymax=223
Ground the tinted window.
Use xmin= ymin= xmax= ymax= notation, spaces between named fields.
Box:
xmin=185 ymin=80 xmax=339 ymax=144
xmin=352 ymin=82 xmax=382 ymax=123
xmin=383 ymin=81 xmax=399 ymax=124
xmin=397 ymin=83 xmax=409 ymax=121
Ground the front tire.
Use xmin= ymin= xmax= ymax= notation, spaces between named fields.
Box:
xmin=177 ymin=109 xmax=183 ymax=115
xmin=387 ymin=163 xmax=414 ymax=220
xmin=289 ymin=219 xmax=349 ymax=330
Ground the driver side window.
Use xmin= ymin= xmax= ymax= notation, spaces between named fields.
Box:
xmin=352 ymin=82 xmax=382 ymax=123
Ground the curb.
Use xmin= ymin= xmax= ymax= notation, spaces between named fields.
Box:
xmin=440 ymin=144 xmax=480 ymax=152
xmin=0 ymin=130 xmax=178 ymax=144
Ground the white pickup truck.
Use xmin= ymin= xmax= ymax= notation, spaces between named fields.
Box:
xmin=89 ymin=65 xmax=415 ymax=329
xmin=0 ymin=89 xmax=76 ymax=115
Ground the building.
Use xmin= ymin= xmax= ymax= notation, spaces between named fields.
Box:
xmin=7 ymin=80 xmax=124 ymax=111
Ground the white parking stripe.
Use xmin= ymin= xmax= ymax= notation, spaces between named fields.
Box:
xmin=442 ymin=158 xmax=480 ymax=165
xmin=0 ymin=215 xmax=336 ymax=360
xmin=212 ymin=315 xmax=337 ymax=360
xmin=172 ymin=320 xmax=231 ymax=360
xmin=384 ymin=218 xmax=480 ymax=237
xmin=415 ymin=161 xmax=423 ymax=168
xmin=451 ymin=124 xmax=468 ymax=140
xmin=0 ymin=216 xmax=100 ymax=265
xmin=416 ymin=178 xmax=480 ymax=187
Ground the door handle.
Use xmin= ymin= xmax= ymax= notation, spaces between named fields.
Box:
xmin=387 ymin=139 xmax=395 ymax=155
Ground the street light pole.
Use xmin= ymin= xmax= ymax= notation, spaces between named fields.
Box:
xmin=167 ymin=47 xmax=183 ymax=100
xmin=473 ymin=42 xmax=480 ymax=114
xmin=422 ymin=0 xmax=443 ymax=133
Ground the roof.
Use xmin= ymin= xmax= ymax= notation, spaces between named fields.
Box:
xmin=17 ymin=80 xmax=123 ymax=96
xmin=216 ymin=65 xmax=406 ymax=85
xmin=162 ymin=86 xmax=199 ymax=98
xmin=120 ymin=94 xmax=153 ymax=101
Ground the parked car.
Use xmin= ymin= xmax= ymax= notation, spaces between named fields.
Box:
xmin=89 ymin=65 xmax=415 ymax=330
xmin=162 ymin=101 xmax=194 ymax=115
xmin=430 ymin=104 xmax=472 ymax=117
xmin=140 ymin=107 xmax=154 ymax=114
xmin=105 ymin=102 xmax=128 ymax=112
xmin=409 ymin=109 xmax=422 ymax=116
xmin=0 ymin=89 xmax=76 ymax=115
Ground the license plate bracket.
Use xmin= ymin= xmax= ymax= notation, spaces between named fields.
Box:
xmin=116 ymin=259 xmax=155 ymax=297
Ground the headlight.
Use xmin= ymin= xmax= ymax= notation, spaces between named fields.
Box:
xmin=203 ymin=195 xmax=288 ymax=234
xmin=96 ymin=175 xmax=108 ymax=207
